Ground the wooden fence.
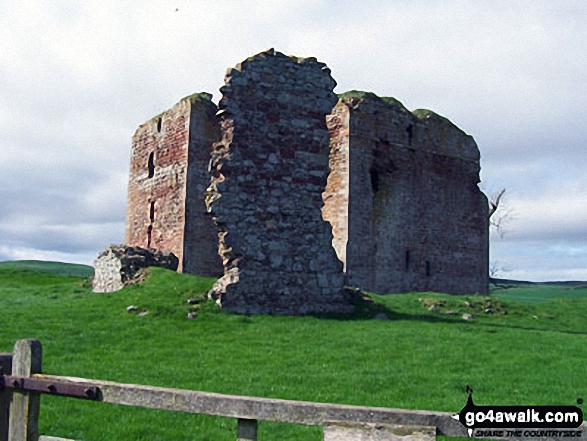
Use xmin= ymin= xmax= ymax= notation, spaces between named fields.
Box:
xmin=0 ymin=339 xmax=584 ymax=441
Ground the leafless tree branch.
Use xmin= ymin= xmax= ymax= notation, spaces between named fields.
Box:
xmin=488 ymin=188 xmax=506 ymax=220
xmin=487 ymin=188 xmax=514 ymax=238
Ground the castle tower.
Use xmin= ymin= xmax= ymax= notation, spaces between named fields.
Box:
xmin=123 ymin=52 xmax=488 ymax=303
xmin=323 ymin=92 xmax=489 ymax=295
xmin=125 ymin=93 xmax=223 ymax=277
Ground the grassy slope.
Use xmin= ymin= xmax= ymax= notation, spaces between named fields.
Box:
xmin=0 ymin=264 xmax=585 ymax=440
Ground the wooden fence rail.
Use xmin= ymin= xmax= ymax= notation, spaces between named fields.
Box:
xmin=1 ymin=339 xmax=585 ymax=441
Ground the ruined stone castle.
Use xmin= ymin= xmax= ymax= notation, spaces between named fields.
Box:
xmin=124 ymin=49 xmax=489 ymax=314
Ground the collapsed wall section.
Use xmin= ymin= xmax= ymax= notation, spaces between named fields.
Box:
xmin=325 ymin=92 xmax=488 ymax=295
xmin=93 ymin=245 xmax=179 ymax=293
xmin=125 ymin=94 xmax=222 ymax=276
xmin=206 ymin=49 xmax=353 ymax=314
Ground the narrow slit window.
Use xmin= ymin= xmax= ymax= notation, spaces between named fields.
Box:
xmin=147 ymin=225 xmax=153 ymax=248
xmin=156 ymin=117 xmax=162 ymax=133
xmin=148 ymin=152 xmax=155 ymax=178
xmin=426 ymin=261 xmax=431 ymax=277
xmin=150 ymin=201 xmax=155 ymax=222
xmin=370 ymin=168 xmax=380 ymax=193
xmin=405 ymin=250 xmax=410 ymax=271
xmin=406 ymin=124 xmax=413 ymax=145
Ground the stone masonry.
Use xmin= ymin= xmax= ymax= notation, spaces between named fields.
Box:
xmin=205 ymin=49 xmax=353 ymax=314
xmin=120 ymin=49 xmax=489 ymax=312
xmin=323 ymin=92 xmax=489 ymax=295
xmin=125 ymin=93 xmax=223 ymax=277
xmin=93 ymin=245 xmax=179 ymax=293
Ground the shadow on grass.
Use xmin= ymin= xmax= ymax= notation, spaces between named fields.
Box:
xmin=308 ymin=292 xmax=464 ymax=325
xmin=472 ymin=321 xmax=587 ymax=336
xmin=308 ymin=292 xmax=587 ymax=336
xmin=312 ymin=306 xmax=587 ymax=336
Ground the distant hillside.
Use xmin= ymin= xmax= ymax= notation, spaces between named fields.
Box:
xmin=491 ymin=277 xmax=587 ymax=287
xmin=0 ymin=260 xmax=94 ymax=278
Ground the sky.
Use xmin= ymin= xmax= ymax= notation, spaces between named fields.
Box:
xmin=1 ymin=0 xmax=585 ymax=282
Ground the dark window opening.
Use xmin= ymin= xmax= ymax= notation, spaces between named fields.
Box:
xmin=405 ymin=250 xmax=410 ymax=271
xmin=156 ymin=117 xmax=162 ymax=133
xmin=406 ymin=124 xmax=413 ymax=145
xmin=370 ymin=167 xmax=380 ymax=193
xmin=148 ymin=152 xmax=155 ymax=178
xmin=150 ymin=201 xmax=155 ymax=222
xmin=147 ymin=225 xmax=153 ymax=248
xmin=426 ymin=261 xmax=431 ymax=277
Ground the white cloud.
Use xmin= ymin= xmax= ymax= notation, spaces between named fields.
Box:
xmin=0 ymin=0 xmax=586 ymax=281
xmin=0 ymin=245 xmax=97 ymax=266
xmin=491 ymin=239 xmax=587 ymax=282
xmin=510 ymin=192 xmax=587 ymax=242
xmin=80 ymin=171 xmax=128 ymax=223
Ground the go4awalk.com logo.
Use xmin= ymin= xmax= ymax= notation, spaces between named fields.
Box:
xmin=452 ymin=387 xmax=584 ymax=438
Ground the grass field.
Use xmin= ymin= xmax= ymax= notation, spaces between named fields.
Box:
xmin=491 ymin=282 xmax=587 ymax=303
xmin=0 ymin=260 xmax=94 ymax=278
xmin=0 ymin=262 xmax=585 ymax=440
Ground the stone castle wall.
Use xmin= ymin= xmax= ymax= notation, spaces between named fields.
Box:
xmin=206 ymin=49 xmax=353 ymax=314
xmin=125 ymin=94 xmax=222 ymax=277
xmin=122 ymin=51 xmax=488 ymax=309
xmin=323 ymin=92 xmax=488 ymax=295
xmin=183 ymin=97 xmax=224 ymax=276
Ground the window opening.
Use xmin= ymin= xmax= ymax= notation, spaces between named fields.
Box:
xmin=156 ymin=117 xmax=162 ymax=133
xmin=405 ymin=250 xmax=411 ymax=271
xmin=370 ymin=167 xmax=380 ymax=193
xmin=425 ymin=261 xmax=431 ymax=277
xmin=406 ymin=124 xmax=413 ymax=145
xmin=147 ymin=225 xmax=153 ymax=248
xmin=148 ymin=152 xmax=155 ymax=178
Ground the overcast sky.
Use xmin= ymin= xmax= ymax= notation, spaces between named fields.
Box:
xmin=1 ymin=0 xmax=585 ymax=281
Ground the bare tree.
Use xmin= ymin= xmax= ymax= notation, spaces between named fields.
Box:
xmin=486 ymin=188 xmax=514 ymax=286
xmin=489 ymin=260 xmax=501 ymax=279
xmin=487 ymin=188 xmax=513 ymax=238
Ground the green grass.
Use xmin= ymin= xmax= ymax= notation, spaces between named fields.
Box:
xmin=337 ymin=90 xmax=408 ymax=110
xmin=0 ymin=264 xmax=585 ymax=440
xmin=411 ymin=108 xmax=454 ymax=125
xmin=491 ymin=282 xmax=587 ymax=303
xmin=180 ymin=91 xmax=214 ymax=103
xmin=0 ymin=260 xmax=94 ymax=278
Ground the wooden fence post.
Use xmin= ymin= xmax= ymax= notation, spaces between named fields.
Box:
xmin=8 ymin=339 xmax=42 ymax=441
xmin=0 ymin=353 xmax=13 ymax=441
xmin=237 ymin=418 xmax=258 ymax=440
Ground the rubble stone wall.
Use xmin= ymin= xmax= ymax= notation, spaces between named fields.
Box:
xmin=93 ymin=245 xmax=179 ymax=293
xmin=123 ymin=51 xmax=489 ymax=307
xmin=324 ymin=92 xmax=488 ymax=295
xmin=206 ymin=49 xmax=353 ymax=314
